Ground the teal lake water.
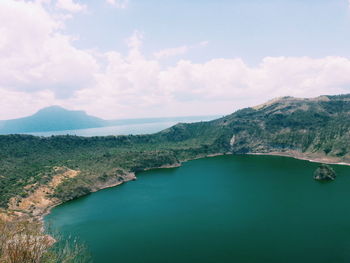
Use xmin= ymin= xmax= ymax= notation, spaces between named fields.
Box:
xmin=45 ymin=155 xmax=350 ymax=263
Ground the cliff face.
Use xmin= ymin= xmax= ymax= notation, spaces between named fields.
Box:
xmin=159 ymin=94 xmax=350 ymax=163
xmin=8 ymin=167 xmax=80 ymax=218
xmin=2 ymin=94 xmax=350 ymax=214
xmin=220 ymin=95 xmax=350 ymax=162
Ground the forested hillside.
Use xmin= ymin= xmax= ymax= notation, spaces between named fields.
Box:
xmin=2 ymin=94 xmax=350 ymax=212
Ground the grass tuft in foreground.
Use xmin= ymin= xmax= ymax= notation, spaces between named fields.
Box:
xmin=0 ymin=218 xmax=91 ymax=263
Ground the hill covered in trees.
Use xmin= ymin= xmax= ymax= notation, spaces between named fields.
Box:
xmin=1 ymin=94 xmax=350 ymax=216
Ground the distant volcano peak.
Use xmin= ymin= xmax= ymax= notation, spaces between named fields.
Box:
xmin=0 ymin=106 xmax=106 ymax=133
xmin=36 ymin=106 xmax=77 ymax=114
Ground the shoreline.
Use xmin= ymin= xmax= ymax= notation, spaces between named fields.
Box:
xmin=248 ymin=151 xmax=350 ymax=166
xmin=1 ymin=172 xmax=137 ymax=224
xmin=40 ymin=153 xmax=225 ymax=222
xmin=39 ymin=172 xmax=137 ymax=224
xmin=3 ymin=150 xmax=349 ymax=226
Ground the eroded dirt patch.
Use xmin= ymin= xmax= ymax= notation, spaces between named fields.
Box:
xmin=8 ymin=167 xmax=80 ymax=218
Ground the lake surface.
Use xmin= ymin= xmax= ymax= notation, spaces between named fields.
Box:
xmin=45 ymin=155 xmax=350 ymax=263
xmin=29 ymin=121 xmax=180 ymax=137
xmin=27 ymin=116 xmax=219 ymax=137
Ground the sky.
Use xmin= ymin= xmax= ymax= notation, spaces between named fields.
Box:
xmin=1 ymin=0 xmax=350 ymax=120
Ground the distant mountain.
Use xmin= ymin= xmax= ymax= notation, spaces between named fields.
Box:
xmin=0 ymin=106 xmax=107 ymax=133
xmin=0 ymin=106 xmax=220 ymax=134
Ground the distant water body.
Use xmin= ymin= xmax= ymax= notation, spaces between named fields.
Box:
xmin=27 ymin=116 xmax=218 ymax=137
xmin=46 ymin=155 xmax=350 ymax=263
xmin=29 ymin=121 xmax=179 ymax=137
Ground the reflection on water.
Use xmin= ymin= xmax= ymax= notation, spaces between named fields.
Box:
xmin=29 ymin=121 xmax=178 ymax=137
xmin=28 ymin=116 xmax=218 ymax=137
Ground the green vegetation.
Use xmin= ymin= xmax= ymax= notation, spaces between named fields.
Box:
xmin=313 ymin=164 xmax=336 ymax=181
xmin=0 ymin=122 xmax=226 ymax=207
xmin=1 ymin=95 xmax=350 ymax=209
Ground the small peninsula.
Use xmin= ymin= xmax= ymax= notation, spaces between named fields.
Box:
xmin=314 ymin=164 xmax=336 ymax=181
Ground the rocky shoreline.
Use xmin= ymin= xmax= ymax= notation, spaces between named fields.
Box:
xmin=0 ymin=170 xmax=137 ymax=223
xmin=248 ymin=151 xmax=350 ymax=166
xmin=2 ymin=150 xmax=348 ymax=229
xmin=0 ymin=153 xmax=227 ymax=224
xmin=37 ymin=150 xmax=348 ymax=223
xmin=39 ymin=171 xmax=137 ymax=223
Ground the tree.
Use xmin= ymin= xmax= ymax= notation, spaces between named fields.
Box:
xmin=313 ymin=164 xmax=336 ymax=181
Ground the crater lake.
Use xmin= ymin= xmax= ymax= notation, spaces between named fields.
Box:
xmin=45 ymin=155 xmax=350 ymax=263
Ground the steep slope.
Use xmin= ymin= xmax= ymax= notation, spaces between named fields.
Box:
xmin=1 ymin=94 xmax=350 ymax=216
xmin=0 ymin=106 xmax=107 ymax=133
xmin=223 ymin=95 xmax=350 ymax=161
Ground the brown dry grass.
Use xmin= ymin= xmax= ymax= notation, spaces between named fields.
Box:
xmin=0 ymin=219 xmax=91 ymax=263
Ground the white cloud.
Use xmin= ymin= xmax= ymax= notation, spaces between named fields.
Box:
xmin=154 ymin=46 xmax=189 ymax=59
xmin=153 ymin=41 xmax=209 ymax=59
xmin=2 ymin=0 xmax=350 ymax=120
xmin=199 ymin=41 xmax=209 ymax=47
xmin=56 ymin=0 xmax=86 ymax=13
xmin=71 ymin=54 xmax=350 ymax=119
xmin=106 ymin=0 xmax=128 ymax=9
xmin=0 ymin=88 xmax=58 ymax=120
xmin=126 ymin=30 xmax=144 ymax=59
xmin=0 ymin=0 xmax=98 ymax=99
